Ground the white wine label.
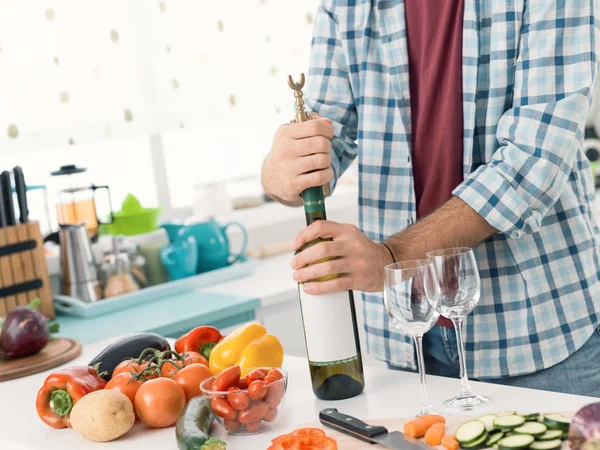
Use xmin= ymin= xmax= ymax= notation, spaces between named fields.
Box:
xmin=298 ymin=289 xmax=358 ymax=364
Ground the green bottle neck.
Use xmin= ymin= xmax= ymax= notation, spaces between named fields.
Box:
xmin=303 ymin=186 xmax=327 ymax=226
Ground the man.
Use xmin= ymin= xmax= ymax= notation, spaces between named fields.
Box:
xmin=262 ymin=0 xmax=600 ymax=396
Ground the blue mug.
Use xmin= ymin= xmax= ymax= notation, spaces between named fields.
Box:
xmin=160 ymin=236 xmax=199 ymax=281
xmin=177 ymin=218 xmax=248 ymax=273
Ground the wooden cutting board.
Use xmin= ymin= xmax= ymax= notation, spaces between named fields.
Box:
xmin=302 ymin=412 xmax=573 ymax=450
xmin=0 ymin=338 xmax=82 ymax=382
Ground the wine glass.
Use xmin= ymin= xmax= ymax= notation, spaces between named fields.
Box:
xmin=426 ymin=247 xmax=492 ymax=410
xmin=384 ymin=260 xmax=440 ymax=416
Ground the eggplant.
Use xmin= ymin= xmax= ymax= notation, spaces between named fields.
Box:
xmin=0 ymin=304 xmax=50 ymax=360
xmin=88 ymin=332 xmax=170 ymax=380
xmin=569 ymin=402 xmax=600 ymax=450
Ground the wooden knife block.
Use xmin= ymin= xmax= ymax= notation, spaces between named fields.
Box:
xmin=0 ymin=222 xmax=54 ymax=319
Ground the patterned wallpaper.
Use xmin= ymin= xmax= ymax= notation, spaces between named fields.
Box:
xmin=0 ymin=0 xmax=320 ymax=153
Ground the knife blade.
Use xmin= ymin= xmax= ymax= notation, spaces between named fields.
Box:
xmin=0 ymin=171 xmax=16 ymax=226
xmin=13 ymin=166 xmax=28 ymax=223
xmin=320 ymin=408 xmax=436 ymax=450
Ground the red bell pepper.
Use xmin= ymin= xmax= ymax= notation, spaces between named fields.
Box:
xmin=36 ymin=366 xmax=107 ymax=428
xmin=175 ymin=326 xmax=223 ymax=360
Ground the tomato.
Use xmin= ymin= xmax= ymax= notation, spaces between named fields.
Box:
xmin=291 ymin=429 xmax=326 ymax=438
xmin=224 ymin=419 xmax=241 ymax=432
xmin=134 ymin=377 xmax=186 ymax=428
xmin=173 ymin=363 xmax=213 ymax=402
xmin=105 ymin=373 xmax=143 ymax=418
xmin=238 ymin=401 xmax=269 ymax=424
xmin=265 ymin=380 xmax=286 ymax=409
xmin=267 ymin=368 xmax=284 ymax=381
xmin=226 ymin=387 xmax=250 ymax=411
xmin=271 ymin=435 xmax=301 ymax=449
xmin=246 ymin=368 xmax=268 ymax=385
xmin=182 ymin=351 xmax=209 ymax=367
xmin=248 ymin=380 xmax=267 ymax=400
xmin=160 ymin=360 xmax=183 ymax=378
xmin=263 ymin=407 xmax=278 ymax=422
xmin=212 ymin=365 xmax=241 ymax=391
xmin=211 ymin=397 xmax=237 ymax=420
xmin=112 ymin=359 xmax=147 ymax=378
xmin=244 ymin=422 xmax=261 ymax=433
xmin=291 ymin=437 xmax=337 ymax=450
xmin=238 ymin=378 xmax=249 ymax=389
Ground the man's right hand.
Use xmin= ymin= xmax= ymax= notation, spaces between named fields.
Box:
xmin=261 ymin=115 xmax=335 ymax=205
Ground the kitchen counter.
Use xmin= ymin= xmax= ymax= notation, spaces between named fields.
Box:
xmin=0 ymin=337 xmax=596 ymax=450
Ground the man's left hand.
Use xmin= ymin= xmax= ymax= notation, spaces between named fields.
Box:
xmin=290 ymin=221 xmax=392 ymax=295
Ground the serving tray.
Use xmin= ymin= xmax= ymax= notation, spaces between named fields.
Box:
xmin=53 ymin=257 xmax=256 ymax=318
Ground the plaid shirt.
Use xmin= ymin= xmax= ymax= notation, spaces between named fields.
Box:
xmin=304 ymin=0 xmax=600 ymax=378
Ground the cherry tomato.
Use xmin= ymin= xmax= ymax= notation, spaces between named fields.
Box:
xmin=238 ymin=378 xmax=249 ymax=389
xmin=291 ymin=428 xmax=326 ymax=438
xmin=267 ymin=368 xmax=284 ymax=381
xmin=263 ymin=407 xmax=278 ymax=422
xmin=265 ymin=381 xmax=285 ymax=409
xmin=238 ymin=400 xmax=269 ymax=424
xmin=182 ymin=351 xmax=209 ymax=367
xmin=246 ymin=368 xmax=268 ymax=385
xmin=112 ymin=359 xmax=147 ymax=378
xmin=245 ymin=422 xmax=261 ymax=433
xmin=211 ymin=397 xmax=237 ymax=420
xmin=224 ymin=419 xmax=241 ymax=432
xmin=134 ymin=377 xmax=186 ymax=428
xmin=248 ymin=380 xmax=267 ymax=400
xmin=105 ymin=373 xmax=143 ymax=418
xmin=226 ymin=386 xmax=250 ymax=411
xmin=173 ymin=363 xmax=213 ymax=402
xmin=212 ymin=366 xmax=241 ymax=392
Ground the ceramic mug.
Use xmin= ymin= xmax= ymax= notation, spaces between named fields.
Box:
xmin=160 ymin=236 xmax=199 ymax=281
xmin=177 ymin=218 xmax=248 ymax=273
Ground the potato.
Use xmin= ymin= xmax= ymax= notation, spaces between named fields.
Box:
xmin=70 ymin=390 xmax=135 ymax=442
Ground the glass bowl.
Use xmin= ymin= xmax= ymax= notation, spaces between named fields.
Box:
xmin=200 ymin=367 xmax=288 ymax=435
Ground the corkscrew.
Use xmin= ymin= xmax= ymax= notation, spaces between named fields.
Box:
xmin=287 ymin=73 xmax=331 ymax=196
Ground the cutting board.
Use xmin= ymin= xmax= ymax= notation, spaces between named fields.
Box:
xmin=302 ymin=412 xmax=573 ymax=450
xmin=0 ymin=338 xmax=82 ymax=382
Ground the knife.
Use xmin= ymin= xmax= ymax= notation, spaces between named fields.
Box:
xmin=13 ymin=166 xmax=28 ymax=223
xmin=0 ymin=179 xmax=6 ymax=228
xmin=320 ymin=408 xmax=436 ymax=450
xmin=0 ymin=171 xmax=16 ymax=226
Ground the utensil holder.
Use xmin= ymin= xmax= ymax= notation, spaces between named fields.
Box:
xmin=0 ymin=222 xmax=54 ymax=319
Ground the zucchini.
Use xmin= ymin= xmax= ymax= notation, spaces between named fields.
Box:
xmin=478 ymin=414 xmax=498 ymax=432
xmin=513 ymin=422 xmax=548 ymax=437
xmin=497 ymin=434 xmax=535 ymax=450
xmin=523 ymin=413 xmax=540 ymax=421
xmin=529 ymin=439 xmax=562 ymax=450
xmin=175 ymin=396 xmax=226 ymax=450
xmin=536 ymin=430 xmax=563 ymax=441
xmin=494 ymin=415 xmax=526 ymax=431
xmin=498 ymin=411 xmax=517 ymax=417
xmin=542 ymin=414 xmax=570 ymax=432
xmin=486 ymin=432 xmax=504 ymax=447
xmin=561 ymin=431 xmax=568 ymax=441
xmin=462 ymin=432 xmax=489 ymax=449
xmin=456 ymin=420 xmax=487 ymax=445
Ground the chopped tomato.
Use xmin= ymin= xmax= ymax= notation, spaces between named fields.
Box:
xmin=291 ymin=436 xmax=337 ymax=450
xmin=291 ymin=428 xmax=326 ymax=438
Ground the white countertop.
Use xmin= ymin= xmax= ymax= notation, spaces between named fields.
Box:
xmin=0 ymin=337 xmax=595 ymax=450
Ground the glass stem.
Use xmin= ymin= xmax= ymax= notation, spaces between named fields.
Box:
xmin=451 ymin=317 xmax=474 ymax=397
xmin=414 ymin=335 xmax=431 ymax=413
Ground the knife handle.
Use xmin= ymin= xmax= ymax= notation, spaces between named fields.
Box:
xmin=319 ymin=408 xmax=389 ymax=443
xmin=0 ymin=171 xmax=15 ymax=226
xmin=13 ymin=166 xmax=28 ymax=224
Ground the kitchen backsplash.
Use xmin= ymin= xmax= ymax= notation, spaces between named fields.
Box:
xmin=0 ymin=0 xmax=320 ymax=153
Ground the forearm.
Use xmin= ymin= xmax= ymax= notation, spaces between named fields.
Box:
xmin=385 ymin=196 xmax=498 ymax=261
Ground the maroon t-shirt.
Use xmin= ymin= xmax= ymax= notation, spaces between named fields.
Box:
xmin=405 ymin=0 xmax=465 ymax=327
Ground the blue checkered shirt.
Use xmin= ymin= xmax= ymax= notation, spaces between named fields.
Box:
xmin=304 ymin=0 xmax=600 ymax=378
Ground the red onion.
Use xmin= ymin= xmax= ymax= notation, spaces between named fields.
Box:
xmin=0 ymin=305 xmax=49 ymax=360
xmin=570 ymin=402 xmax=600 ymax=450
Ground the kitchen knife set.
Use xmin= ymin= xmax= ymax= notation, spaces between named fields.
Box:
xmin=0 ymin=166 xmax=29 ymax=228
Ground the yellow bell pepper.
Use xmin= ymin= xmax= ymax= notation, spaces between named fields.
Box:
xmin=209 ymin=322 xmax=284 ymax=375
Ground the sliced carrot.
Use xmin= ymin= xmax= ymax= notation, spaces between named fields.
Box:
xmin=425 ymin=424 xmax=445 ymax=446
xmin=441 ymin=435 xmax=459 ymax=450
xmin=403 ymin=415 xmax=446 ymax=438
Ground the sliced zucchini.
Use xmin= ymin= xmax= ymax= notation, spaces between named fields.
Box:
xmin=536 ymin=430 xmax=563 ymax=441
xmin=497 ymin=434 xmax=535 ymax=450
xmin=456 ymin=420 xmax=487 ymax=445
xmin=497 ymin=411 xmax=517 ymax=417
xmin=478 ymin=414 xmax=498 ymax=432
xmin=543 ymin=414 xmax=571 ymax=432
xmin=486 ymin=432 xmax=504 ymax=447
xmin=462 ymin=432 xmax=489 ymax=449
xmin=529 ymin=439 xmax=562 ymax=450
xmin=561 ymin=431 xmax=568 ymax=441
xmin=523 ymin=413 xmax=540 ymax=421
xmin=494 ymin=415 xmax=526 ymax=431
xmin=513 ymin=422 xmax=548 ymax=437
